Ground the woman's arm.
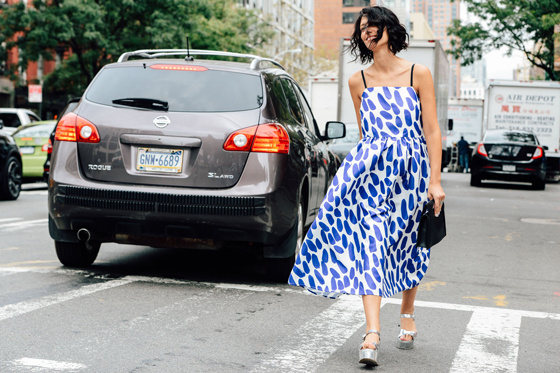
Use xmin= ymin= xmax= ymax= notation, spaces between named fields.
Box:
xmin=348 ymin=72 xmax=365 ymax=140
xmin=414 ymin=64 xmax=446 ymax=215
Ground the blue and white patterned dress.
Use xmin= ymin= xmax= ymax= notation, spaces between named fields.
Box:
xmin=289 ymin=70 xmax=431 ymax=299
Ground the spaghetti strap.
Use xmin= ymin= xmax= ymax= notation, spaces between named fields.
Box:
xmin=361 ymin=70 xmax=368 ymax=89
xmin=410 ymin=64 xmax=415 ymax=87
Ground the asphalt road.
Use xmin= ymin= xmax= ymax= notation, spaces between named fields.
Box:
xmin=0 ymin=173 xmax=559 ymax=373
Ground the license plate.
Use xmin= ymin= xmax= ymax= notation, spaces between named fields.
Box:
xmin=20 ymin=146 xmax=35 ymax=154
xmin=136 ymin=148 xmax=183 ymax=173
xmin=502 ymin=164 xmax=516 ymax=172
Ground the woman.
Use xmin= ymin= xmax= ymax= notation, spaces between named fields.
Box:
xmin=288 ymin=5 xmax=445 ymax=366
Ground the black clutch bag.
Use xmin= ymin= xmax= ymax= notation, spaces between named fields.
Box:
xmin=417 ymin=199 xmax=446 ymax=248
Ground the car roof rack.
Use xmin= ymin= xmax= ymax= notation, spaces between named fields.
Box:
xmin=117 ymin=49 xmax=285 ymax=71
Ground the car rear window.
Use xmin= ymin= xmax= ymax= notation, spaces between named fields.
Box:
xmin=14 ymin=123 xmax=56 ymax=138
xmin=86 ymin=65 xmax=263 ymax=112
xmin=0 ymin=113 xmax=21 ymax=128
xmin=484 ymin=131 xmax=537 ymax=144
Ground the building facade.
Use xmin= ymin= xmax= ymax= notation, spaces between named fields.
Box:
xmin=240 ymin=0 xmax=314 ymax=83
xmin=409 ymin=11 xmax=435 ymax=39
xmin=314 ymin=0 xmax=373 ymax=60
xmin=411 ymin=0 xmax=461 ymax=97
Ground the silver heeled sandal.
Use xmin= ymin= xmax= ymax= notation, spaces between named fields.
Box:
xmin=397 ymin=314 xmax=417 ymax=350
xmin=359 ymin=329 xmax=380 ymax=366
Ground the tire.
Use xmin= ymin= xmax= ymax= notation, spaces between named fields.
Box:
xmin=55 ymin=240 xmax=101 ymax=267
xmin=532 ymin=179 xmax=546 ymax=190
xmin=265 ymin=194 xmax=305 ymax=282
xmin=0 ymin=156 xmax=22 ymax=200
xmin=470 ymin=174 xmax=481 ymax=187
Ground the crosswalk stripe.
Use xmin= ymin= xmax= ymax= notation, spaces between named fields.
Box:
xmin=250 ymin=295 xmax=377 ymax=373
xmin=12 ymin=358 xmax=86 ymax=371
xmin=450 ymin=309 xmax=521 ymax=372
xmin=0 ymin=218 xmax=21 ymax=224
xmin=0 ymin=277 xmax=133 ymax=322
xmin=0 ymin=218 xmax=47 ymax=231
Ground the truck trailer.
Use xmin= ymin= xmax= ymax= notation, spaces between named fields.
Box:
xmin=484 ymin=80 xmax=560 ymax=181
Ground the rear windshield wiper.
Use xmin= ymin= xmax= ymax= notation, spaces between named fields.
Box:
xmin=112 ymin=98 xmax=169 ymax=111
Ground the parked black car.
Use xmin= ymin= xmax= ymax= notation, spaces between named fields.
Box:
xmin=0 ymin=120 xmax=23 ymax=200
xmin=470 ymin=129 xmax=547 ymax=190
xmin=43 ymin=98 xmax=81 ymax=182
xmin=48 ymin=49 xmax=345 ymax=279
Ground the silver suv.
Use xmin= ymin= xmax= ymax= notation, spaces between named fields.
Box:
xmin=48 ymin=49 xmax=345 ymax=280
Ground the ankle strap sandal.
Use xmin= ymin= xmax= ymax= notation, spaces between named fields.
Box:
xmin=359 ymin=329 xmax=380 ymax=366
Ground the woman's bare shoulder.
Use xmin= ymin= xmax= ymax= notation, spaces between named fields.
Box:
xmin=349 ymin=70 xmax=364 ymax=86
xmin=412 ymin=64 xmax=433 ymax=80
xmin=348 ymin=70 xmax=366 ymax=95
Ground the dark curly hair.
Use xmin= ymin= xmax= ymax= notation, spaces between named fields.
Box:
xmin=348 ymin=6 xmax=409 ymax=64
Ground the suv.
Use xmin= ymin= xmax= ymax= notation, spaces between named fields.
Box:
xmin=0 ymin=108 xmax=41 ymax=134
xmin=48 ymin=49 xmax=345 ymax=279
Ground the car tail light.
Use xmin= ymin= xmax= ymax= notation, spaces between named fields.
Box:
xmin=55 ymin=113 xmax=100 ymax=143
xmin=42 ymin=141 xmax=51 ymax=152
xmin=477 ymin=144 xmax=488 ymax=157
xmin=45 ymin=139 xmax=53 ymax=154
xmin=532 ymin=147 xmax=543 ymax=159
xmin=224 ymin=124 xmax=290 ymax=154
xmin=223 ymin=126 xmax=257 ymax=152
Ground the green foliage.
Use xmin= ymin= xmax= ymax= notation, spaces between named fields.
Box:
xmin=0 ymin=0 xmax=274 ymax=95
xmin=447 ymin=0 xmax=560 ymax=81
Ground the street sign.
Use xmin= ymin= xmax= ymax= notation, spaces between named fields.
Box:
xmin=28 ymin=84 xmax=42 ymax=103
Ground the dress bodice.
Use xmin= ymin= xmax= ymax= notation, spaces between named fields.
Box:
xmin=360 ymin=86 xmax=423 ymax=140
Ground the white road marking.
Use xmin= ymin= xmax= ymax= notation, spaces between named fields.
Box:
xmin=450 ymin=309 xmax=521 ymax=373
xmin=0 ymin=218 xmax=22 ymax=223
xmin=383 ymin=298 xmax=560 ymax=321
xmin=0 ymin=218 xmax=48 ymax=232
xmin=12 ymin=357 xmax=86 ymax=371
xmin=250 ymin=295 xmax=380 ymax=373
xmin=21 ymin=190 xmax=48 ymax=196
xmin=0 ymin=277 xmax=133 ymax=321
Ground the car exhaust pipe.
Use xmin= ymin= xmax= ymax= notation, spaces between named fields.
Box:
xmin=77 ymin=228 xmax=91 ymax=242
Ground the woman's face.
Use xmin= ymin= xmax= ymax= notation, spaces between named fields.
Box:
xmin=360 ymin=17 xmax=387 ymax=51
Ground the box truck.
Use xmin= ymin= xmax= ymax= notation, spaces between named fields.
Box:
xmin=338 ymin=38 xmax=451 ymax=168
xmin=448 ymin=98 xmax=484 ymax=146
xmin=307 ymin=75 xmax=338 ymax=135
xmin=484 ymin=80 xmax=560 ymax=181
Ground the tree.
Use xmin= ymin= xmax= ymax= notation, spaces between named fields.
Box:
xmin=447 ymin=0 xmax=560 ymax=81
xmin=0 ymin=0 xmax=274 ymax=96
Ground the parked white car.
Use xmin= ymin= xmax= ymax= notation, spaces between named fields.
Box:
xmin=0 ymin=108 xmax=41 ymax=134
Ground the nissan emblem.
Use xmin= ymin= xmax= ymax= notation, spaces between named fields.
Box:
xmin=153 ymin=116 xmax=170 ymax=128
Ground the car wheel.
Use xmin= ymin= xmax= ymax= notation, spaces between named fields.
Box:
xmin=532 ymin=179 xmax=546 ymax=190
xmin=0 ymin=156 xmax=22 ymax=200
xmin=55 ymin=240 xmax=101 ymax=267
xmin=470 ymin=174 xmax=481 ymax=187
xmin=265 ymin=194 xmax=305 ymax=282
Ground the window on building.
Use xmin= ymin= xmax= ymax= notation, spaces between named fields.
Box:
xmin=343 ymin=12 xmax=359 ymax=24
xmin=343 ymin=0 xmax=370 ymax=6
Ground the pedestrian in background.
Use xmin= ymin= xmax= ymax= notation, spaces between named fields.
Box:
xmin=288 ymin=5 xmax=445 ymax=367
xmin=457 ymin=136 xmax=470 ymax=172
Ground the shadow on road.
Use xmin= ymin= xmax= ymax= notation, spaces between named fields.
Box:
xmin=83 ymin=244 xmax=281 ymax=285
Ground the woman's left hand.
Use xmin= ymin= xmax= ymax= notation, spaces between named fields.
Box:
xmin=428 ymin=182 xmax=445 ymax=217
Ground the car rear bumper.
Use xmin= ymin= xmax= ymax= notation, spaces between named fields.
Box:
xmin=48 ymin=149 xmax=301 ymax=257
xmin=471 ymin=155 xmax=546 ymax=183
